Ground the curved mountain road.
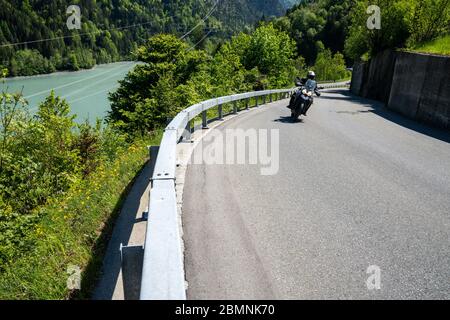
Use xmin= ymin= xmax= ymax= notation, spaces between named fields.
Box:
xmin=182 ymin=89 xmax=450 ymax=299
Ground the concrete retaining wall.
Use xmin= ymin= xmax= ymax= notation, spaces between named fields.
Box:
xmin=351 ymin=50 xmax=450 ymax=130
xmin=388 ymin=52 xmax=450 ymax=129
xmin=350 ymin=61 xmax=367 ymax=96
xmin=361 ymin=50 xmax=397 ymax=103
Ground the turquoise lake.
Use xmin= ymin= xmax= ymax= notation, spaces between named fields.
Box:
xmin=4 ymin=61 xmax=138 ymax=123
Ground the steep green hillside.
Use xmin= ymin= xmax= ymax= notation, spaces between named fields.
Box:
xmin=272 ymin=0 xmax=449 ymax=65
xmin=0 ymin=0 xmax=286 ymax=76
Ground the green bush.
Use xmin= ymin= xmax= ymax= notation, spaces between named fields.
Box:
xmin=108 ymin=34 xmax=209 ymax=134
xmin=0 ymin=61 xmax=166 ymax=297
xmin=241 ymin=23 xmax=297 ymax=86
xmin=0 ymin=79 xmax=136 ymax=268
xmin=0 ymin=72 xmax=164 ymax=298
xmin=313 ymin=49 xmax=351 ymax=81
xmin=0 ymin=134 xmax=160 ymax=299
xmin=9 ymin=49 xmax=55 ymax=76
xmin=108 ymin=25 xmax=299 ymax=134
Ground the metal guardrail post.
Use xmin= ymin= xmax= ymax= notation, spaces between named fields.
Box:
xmin=149 ymin=146 xmax=160 ymax=180
xmin=263 ymin=95 xmax=266 ymax=105
xmin=255 ymin=96 xmax=259 ymax=107
xmin=120 ymin=244 xmax=144 ymax=300
xmin=233 ymin=101 xmax=238 ymax=114
xmin=183 ymin=120 xmax=192 ymax=142
xmin=218 ymin=104 xmax=223 ymax=120
xmin=202 ymin=110 xmax=208 ymax=129
xmin=246 ymin=98 xmax=249 ymax=110
xmin=270 ymin=93 xmax=273 ymax=103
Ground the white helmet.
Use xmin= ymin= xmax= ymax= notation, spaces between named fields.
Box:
xmin=307 ymin=71 xmax=316 ymax=80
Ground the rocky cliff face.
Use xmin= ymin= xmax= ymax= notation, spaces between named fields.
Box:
xmin=279 ymin=0 xmax=303 ymax=9
xmin=218 ymin=0 xmax=286 ymax=24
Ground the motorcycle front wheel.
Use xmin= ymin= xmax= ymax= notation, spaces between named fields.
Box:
xmin=291 ymin=103 xmax=304 ymax=120
xmin=291 ymin=109 xmax=301 ymax=121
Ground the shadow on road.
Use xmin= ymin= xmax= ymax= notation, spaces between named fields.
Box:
xmin=321 ymin=89 xmax=450 ymax=144
xmin=274 ymin=115 xmax=304 ymax=124
xmin=336 ymin=110 xmax=374 ymax=115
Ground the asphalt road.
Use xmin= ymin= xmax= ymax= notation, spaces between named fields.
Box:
xmin=183 ymin=89 xmax=450 ymax=299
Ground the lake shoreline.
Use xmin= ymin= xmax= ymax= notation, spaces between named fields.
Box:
xmin=4 ymin=60 xmax=137 ymax=81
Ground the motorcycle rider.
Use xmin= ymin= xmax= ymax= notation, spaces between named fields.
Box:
xmin=302 ymin=70 xmax=321 ymax=116
xmin=288 ymin=71 xmax=321 ymax=117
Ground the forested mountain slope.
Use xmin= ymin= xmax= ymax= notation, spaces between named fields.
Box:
xmin=0 ymin=0 xmax=286 ymax=76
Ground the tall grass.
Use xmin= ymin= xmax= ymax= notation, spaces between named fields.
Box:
xmin=0 ymin=132 xmax=162 ymax=299
xmin=411 ymin=35 xmax=450 ymax=56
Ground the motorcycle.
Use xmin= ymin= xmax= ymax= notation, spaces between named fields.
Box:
xmin=288 ymin=78 xmax=321 ymax=121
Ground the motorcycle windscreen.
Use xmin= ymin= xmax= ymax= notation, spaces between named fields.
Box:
xmin=305 ymin=79 xmax=317 ymax=91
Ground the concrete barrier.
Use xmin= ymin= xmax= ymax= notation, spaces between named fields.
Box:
xmin=415 ymin=53 xmax=450 ymax=129
xmin=350 ymin=61 xmax=367 ymax=96
xmin=351 ymin=50 xmax=450 ymax=130
xmin=361 ymin=50 xmax=397 ymax=103
xmin=388 ymin=51 xmax=450 ymax=129
xmin=387 ymin=52 xmax=429 ymax=119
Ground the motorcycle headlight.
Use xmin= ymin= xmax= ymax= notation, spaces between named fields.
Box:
xmin=302 ymin=89 xmax=307 ymax=95
xmin=307 ymin=91 xmax=313 ymax=97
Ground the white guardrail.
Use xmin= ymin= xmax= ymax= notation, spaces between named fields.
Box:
xmin=139 ymin=82 xmax=350 ymax=300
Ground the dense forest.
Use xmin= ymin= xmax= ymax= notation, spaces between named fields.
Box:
xmin=273 ymin=0 xmax=354 ymax=65
xmin=1 ymin=0 xmax=448 ymax=77
xmin=272 ymin=0 xmax=450 ymax=65
xmin=0 ymin=0 xmax=290 ymax=76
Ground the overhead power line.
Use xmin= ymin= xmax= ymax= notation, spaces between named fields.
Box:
xmin=187 ymin=29 xmax=215 ymax=51
xmin=179 ymin=0 xmax=220 ymax=40
xmin=0 ymin=20 xmax=160 ymax=48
